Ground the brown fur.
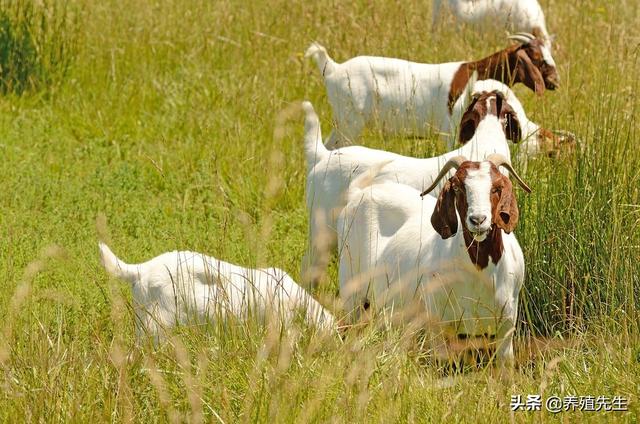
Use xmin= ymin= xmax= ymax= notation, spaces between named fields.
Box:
xmin=458 ymin=95 xmax=482 ymax=145
xmin=431 ymin=162 xmax=520 ymax=269
xmin=447 ymin=39 xmax=559 ymax=113
xmin=462 ymin=226 xmax=504 ymax=269
xmin=531 ymin=26 xmax=545 ymax=41
xmin=536 ymin=127 xmax=577 ymax=157
xmin=431 ymin=180 xmax=459 ymax=239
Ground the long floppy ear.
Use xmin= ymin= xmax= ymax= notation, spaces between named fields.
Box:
xmin=493 ymin=178 xmax=519 ymax=233
xmin=499 ymin=101 xmax=522 ymax=143
xmin=516 ymin=49 xmax=545 ymax=95
xmin=458 ymin=97 xmax=480 ymax=145
xmin=431 ymin=181 xmax=458 ymax=238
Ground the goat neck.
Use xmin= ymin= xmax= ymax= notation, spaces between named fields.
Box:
xmin=461 ymin=224 xmax=503 ymax=269
xmin=448 ymin=44 xmax=525 ymax=112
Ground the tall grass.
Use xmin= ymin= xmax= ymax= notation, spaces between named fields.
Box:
xmin=0 ymin=0 xmax=638 ymax=421
xmin=0 ymin=0 xmax=77 ymax=94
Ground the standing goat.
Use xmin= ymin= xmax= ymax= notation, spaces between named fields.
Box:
xmin=99 ymin=242 xmax=337 ymax=343
xmin=305 ymin=34 xmax=558 ymax=148
xmin=337 ymin=155 xmax=531 ymax=365
xmin=302 ymin=93 xmax=520 ymax=286
xmin=432 ymin=0 xmax=554 ymax=51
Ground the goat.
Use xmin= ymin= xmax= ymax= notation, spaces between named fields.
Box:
xmin=99 ymin=242 xmax=337 ymax=343
xmin=448 ymin=79 xmax=571 ymax=158
xmin=432 ymin=0 xmax=553 ymax=51
xmin=302 ymin=93 xmax=519 ymax=287
xmin=337 ymin=154 xmax=531 ymax=365
xmin=305 ymin=33 xmax=558 ymax=148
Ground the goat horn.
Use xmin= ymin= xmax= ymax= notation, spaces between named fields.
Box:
xmin=512 ymin=32 xmax=536 ymax=39
xmin=420 ymin=156 xmax=467 ymax=197
xmin=507 ymin=33 xmax=535 ymax=44
xmin=486 ymin=154 xmax=532 ymax=193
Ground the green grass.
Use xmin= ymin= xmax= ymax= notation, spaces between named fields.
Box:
xmin=0 ymin=0 xmax=639 ymax=421
xmin=0 ymin=0 xmax=77 ymax=94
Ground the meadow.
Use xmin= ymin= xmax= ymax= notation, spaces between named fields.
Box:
xmin=0 ymin=0 xmax=639 ymax=421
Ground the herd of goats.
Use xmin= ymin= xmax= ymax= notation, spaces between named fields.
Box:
xmin=99 ymin=0 xmax=576 ymax=367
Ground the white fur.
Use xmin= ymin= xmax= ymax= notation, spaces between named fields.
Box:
xmin=305 ymin=42 xmax=467 ymax=148
xmin=337 ymin=166 xmax=525 ymax=365
xmin=464 ymin=162 xmax=493 ymax=237
xmin=432 ymin=0 xmax=553 ymax=51
xmin=99 ymin=242 xmax=337 ymax=342
xmin=301 ymin=100 xmax=510 ymax=286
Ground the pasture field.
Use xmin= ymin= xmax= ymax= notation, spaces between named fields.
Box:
xmin=0 ymin=0 xmax=639 ymax=421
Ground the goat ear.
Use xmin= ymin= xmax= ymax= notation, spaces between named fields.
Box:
xmin=517 ymin=49 xmax=545 ymax=95
xmin=458 ymin=112 xmax=479 ymax=145
xmin=431 ymin=181 xmax=458 ymax=239
xmin=458 ymin=97 xmax=480 ymax=145
xmin=494 ymin=179 xmax=519 ymax=233
xmin=500 ymin=102 xmax=522 ymax=143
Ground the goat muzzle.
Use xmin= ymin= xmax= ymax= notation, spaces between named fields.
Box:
xmin=545 ymin=74 xmax=560 ymax=90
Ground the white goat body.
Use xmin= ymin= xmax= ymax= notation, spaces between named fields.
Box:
xmin=306 ymin=43 xmax=464 ymax=148
xmin=336 ymin=166 xmax=525 ymax=364
xmin=432 ymin=0 xmax=552 ymax=49
xmin=99 ymin=243 xmax=337 ymax=341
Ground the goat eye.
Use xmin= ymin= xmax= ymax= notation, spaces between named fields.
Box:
xmin=492 ymin=187 xmax=502 ymax=194
xmin=452 ymin=185 xmax=460 ymax=192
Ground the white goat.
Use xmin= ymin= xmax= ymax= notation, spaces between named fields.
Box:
xmin=337 ymin=155 xmax=531 ymax=365
xmin=305 ymin=34 xmax=558 ymax=148
xmin=432 ymin=0 xmax=553 ymax=51
xmin=99 ymin=242 xmax=337 ymax=342
xmin=302 ymin=94 xmax=519 ymax=286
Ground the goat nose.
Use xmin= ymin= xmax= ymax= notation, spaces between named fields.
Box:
xmin=469 ymin=215 xmax=487 ymax=226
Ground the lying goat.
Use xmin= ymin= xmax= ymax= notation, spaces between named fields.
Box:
xmin=306 ymin=33 xmax=558 ymax=148
xmin=99 ymin=242 xmax=337 ymax=342
xmin=337 ymin=155 xmax=531 ymax=365
xmin=302 ymin=93 xmax=520 ymax=286
xmin=432 ymin=0 xmax=553 ymax=51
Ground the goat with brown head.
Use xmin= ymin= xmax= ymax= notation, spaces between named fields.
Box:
xmin=458 ymin=90 xmax=522 ymax=145
xmin=505 ymin=33 xmax=560 ymax=94
xmin=448 ymin=33 xmax=559 ymax=111
xmin=421 ymin=154 xmax=531 ymax=268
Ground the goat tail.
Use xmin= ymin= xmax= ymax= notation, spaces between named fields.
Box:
xmin=305 ymin=42 xmax=335 ymax=76
xmin=98 ymin=242 xmax=138 ymax=284
xmin=302 ymin=101 xmax=328 ymax=166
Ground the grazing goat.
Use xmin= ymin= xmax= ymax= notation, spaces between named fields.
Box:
xmin=337 ymin=155 xmax=531 ymax=365
xmin=305 ymin=33 xmax=558 ymax=148
xmin=432 ymin=0 xmax=553 ymax=51
xmin=99 ymin=242 xmax=337 ymax=342
xmin=449 ymin=79 xmax=570 ymax=157
xmin=302 ymin=93 xmax=519 ymax=286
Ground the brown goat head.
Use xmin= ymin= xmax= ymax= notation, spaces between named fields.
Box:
xmin=458 ymin=91 xmax=522 ymax=145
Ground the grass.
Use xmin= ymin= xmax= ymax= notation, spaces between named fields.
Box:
xmin=0 ymin=0 xmax=639 ymax=421
xmin=0 ymin=0 xmax=77 ymax=94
